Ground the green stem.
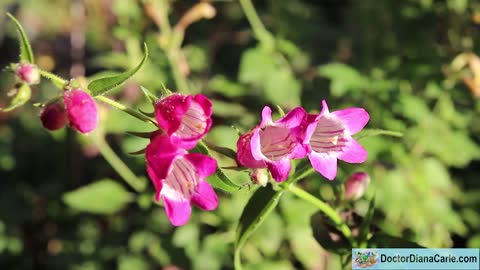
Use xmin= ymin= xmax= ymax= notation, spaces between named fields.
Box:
xmin=96 ymin=96 xmax=157 ymax=127
xmin=40 ymin=70 xmax=68 ymax=88
xmin=238 ymin=0 xmax=274 ymax=49
xmin=167 ymin=51 xmax=189 ymax=93
xmin=94 ymin=134 xmax=146 ymax=192
xmin=286 ymin=184 xmax=355 ymax=245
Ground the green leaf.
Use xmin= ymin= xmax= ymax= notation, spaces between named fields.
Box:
xmin=353 ymin=128 xmax=403 ymax=141
xmin=140 ymin=86 xmax=158 ymax=104
xmin=358 ymin=197 xmax=375 ymax=245
xmin=62 ymin=179 xmax=133 ymax=214
xmin=318 ymin=63 xmax=368 ymax=97
xmin=0 ymin=83 xmax=31 ymax=112
xmin=235 ymin=185 xmax=284 ymax=267
xmin=310 ymin=211 xmax=351 ymax=254
xmin=367 ymin=233 xmax=424 ymax=248
xmin=203 ymin=141 xmax=237 ymax=160
xmin=6 ymin=13 xmax=34 ymax=63
xmin=88 ymin=43 xmax=149 ymax=96
xmin=195 ymin=141 xmax=241 ymax=192
xmin=126 ymin=131 xmax=154 ymax=139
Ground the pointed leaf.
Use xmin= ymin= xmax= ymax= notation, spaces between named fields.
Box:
xmin=353 ymin=128 xmax=403 ymax=141
xmin=235 ymin=185 xmax=284 ymax=251
xmin=203 ymin=140 xmax=237 ymax=160
xmin=62 ymin=179 xmax=133 ymax=214
xmin=128 ymin=148 xmax=146 ymax=155
xmin=276 ymin=105 xmax=285 ymax=117
xmin=88 ymin=43 xmax=149 ymax=96
xmin=126 ymin=131 xmax=154 ymax=139
xmin=7 ymin=13 xmax=34 ymax=63
xmin=140 ymin=86 xmax=158 ymax=104
xmin=195 ymin=141 xmax=241 ymax=191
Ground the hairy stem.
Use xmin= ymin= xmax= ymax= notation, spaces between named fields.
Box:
xmin=96 ymin=96 xmax=157 ymax=126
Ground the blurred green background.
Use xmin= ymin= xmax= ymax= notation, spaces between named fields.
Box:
xmin=1 ymin=0 xmax=480 ymax=269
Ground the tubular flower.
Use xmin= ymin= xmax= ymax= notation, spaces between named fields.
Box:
xmin=154 ymin=93 xmax=213 ymax=149
xmin=303 ymin=100 xmax=369 ymax=180
xmin=239 ymin=106 xmax=307 ymax=182
xmin=40 ymin=101 xmax=68 ymax=131
xmin=63 ymin=89 xmax=99 ymax=134
xmin=146 ymin=135 xmax=218 ymax=226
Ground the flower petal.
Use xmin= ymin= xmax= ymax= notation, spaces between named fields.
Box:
xmin=63 ymin=89 xmax=99 ymax=133
xmin=277 ymin=106 xmax=307 ymax=128
xmin=338 ymin=139 xmax=368 ymax=163
xmin=191 ymin=180 xmax=218 ymax=211
xmin=267 ymin=158 xmax=291 ymax=182
xmin=163 ymin=197 xmax=192 ymax=226
xmin=320 ymin=100 xmax=330 ymax=115
xmin=259 ymin=106 xmax=273 ymax=126
xmin=236 ymin=130 xmax=267 ymax=168
xmin=155 ymin=94 xmax=191 ymax=135
xmin=308 ymin=152 xmax=338 ymax=180
xmin=146 ymin=135 xmax=184 ymax=180
xmin=184 ymin=153 xmax=217 ymax=178
xmin=193 ymin=94 xmax=213 ymax=117
xmin=146 ymin=162 xmax=163 ymax=202
xmin=331 ymin=108 xmax=369 ymax=134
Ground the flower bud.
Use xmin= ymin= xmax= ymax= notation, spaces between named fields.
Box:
xmin=40 ymin=101 xmax=68 ymax=131
xmin=250 ymin=169 xmax=269 ymax=187
xmin=63 ymin=89 xmax=98 ymax=134
xmin=16 ymin=63 xmax=40 ymax=85
xmin=344 ymin=172 xmax=370 ymax=201
xmin=1 ymin=83 xmax=32 ymax=112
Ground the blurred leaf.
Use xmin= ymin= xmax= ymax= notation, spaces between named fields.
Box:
xmin=204 ymin=141 xmax=237 ymax=160
xmin=318 ymin=63 xmax=369 ymax=96
xmin=368 ymin=233 xmax=424 ymax=248
xmin=358 ymin=197 xmax=375 ymax=244
xmin=88 ymin=43 xmax=149 ymax=96
xmin=208 ymin=75 xmax=247 ymax=98
xmin=63 ymin=179 xmax=133 ymax=214
xmin=235 ymin=185 xmax=284 ymax=267
xmin=264 ymin=68 xmax=301 ymax=107
xmin=354 ymin=128 xmax=403 ymax=141
xmin=118 ymin=254 xmax=148 ymax=270
xmin=310 ymin=212 xmax=351 ymax=254
xmin=6 ymin=13 xmax=34 ymax=63
xmin=239 ymin=48 xmax=277 ymax=84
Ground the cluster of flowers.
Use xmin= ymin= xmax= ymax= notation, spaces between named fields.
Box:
xmin=14 ymin=63 xmax=100 ymax=134
xmin=237 ymin=101 xmax=370 ymax=182
xmin=145 ymin=94 xmax=219 ymax=226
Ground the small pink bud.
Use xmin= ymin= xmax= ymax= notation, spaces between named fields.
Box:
xmin=250 ymin=169 xmax=269 ymax=187
xmin=16 ymin=63 xmax=40 ymax=85
xmin=40 ymin=101 xmax=68 ymax=131
xmin=63 ymin=89 xmax=99 ymax=134
xmin=344 ymin=172 xmax=370 ymax=201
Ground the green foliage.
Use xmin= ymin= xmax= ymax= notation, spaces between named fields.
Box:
xmin=88 ymin=43 xmax=149 ymax=96
xmin=63 ymin=179 xmax=133 ymax=214
xmin=6 ymin=13 xmax=34 ymax=63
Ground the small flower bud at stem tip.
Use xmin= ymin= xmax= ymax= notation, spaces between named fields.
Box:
xmin=344 ymin=172 xmax=370 ymax=201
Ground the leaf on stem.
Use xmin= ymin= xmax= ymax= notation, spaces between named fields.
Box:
xmin=88 ymin=43 xmax=149 ymax=96
xmin=6 ymin=13 xmax=34 ymax=63
xmin=234 ymin=185 xmax=284 ymax=268
xmin=367 ymin=233 xmax=424 ymax=248
xmin=62 ymin=179 xmax=133 ymax=214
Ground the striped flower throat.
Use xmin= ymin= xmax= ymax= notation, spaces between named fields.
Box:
xmin=310 ymin=115 xmax=347 ymax=155
xmin=259 ymin=125 xmax=298 ymax=161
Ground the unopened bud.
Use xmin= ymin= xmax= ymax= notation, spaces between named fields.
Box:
xmin=40 ymin=101 xmax=68 ymax=131
xmin=16 ymin=63 xmax=40 ymax=85
xmin=344 ymin=172 xmax=370 ymax=201
xmin=63 ymin=89 xmax=99 ymax=134
xmin=250 ymin=169 xmax=269 ymax=187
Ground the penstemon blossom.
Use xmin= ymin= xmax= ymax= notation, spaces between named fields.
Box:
xmin=237 ymin=106 xmax=307 ymax=182
xmin=303 ymin=100 xmax=369 ymax=180
xmin=154 ymin=93 xmax=213 ymax=149
xmin=146 ymin=135 xmax=218 ymax=226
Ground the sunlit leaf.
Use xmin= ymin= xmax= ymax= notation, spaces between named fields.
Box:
xmin=88 ymin=43 xmax=149 ymax=96
xmin=354 ymin=128 xmax=403 ymax=141
xmin=6 ymin=13 xmax=34 ymax=63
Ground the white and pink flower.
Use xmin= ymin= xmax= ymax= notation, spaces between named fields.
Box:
xmin=146 ymin=135 xmax=218 ymax=226
xmin=303 ymin=100 xmax=369 ymax=180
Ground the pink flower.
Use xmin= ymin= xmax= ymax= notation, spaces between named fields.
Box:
xmin=303 ymin=100 xmax=369 ymax=180
xmin=40 ymin=101 xmax=68 ymax=131
xmin=15 ymin=63 xmax=40 ymax=85
xmin=154 ymin=94 xmax=213 ymax=149
xmin=146 ymin=135 xmax=218 ymax=226
xmin=63 ymin=89 xmax=99 ymax=134
xmin=344 ymin=172 xmax=370 ymax=200
xmin=238 ymin=106 xmax=307 ymax=182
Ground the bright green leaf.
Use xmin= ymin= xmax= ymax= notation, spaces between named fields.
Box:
xmin=63 ymin=179 xmax=133 ymax=214
xmin=6 ymin=13 xmax=34 ymax=63
xmin=235 ymin=185 xmax=284 ymax=268
xmin=88 ymin=43 xmax=149 ymax=96
xmin=354 ymin=128 xmax=403 ymax=141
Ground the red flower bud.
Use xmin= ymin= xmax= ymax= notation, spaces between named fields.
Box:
xmin=16 ymin=63 xmax=40 ymax=85
xmin=63 ymin=89 xmax=99 ymax=134
xmin=344 ymin=172 xmax=370 ymax=201
xmin=40 ymin=101 xmax=68 ymax=131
